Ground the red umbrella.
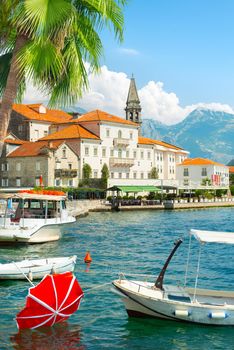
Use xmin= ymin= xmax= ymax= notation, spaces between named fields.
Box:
xmin=16 ymin=272 xmax=84 ymax=330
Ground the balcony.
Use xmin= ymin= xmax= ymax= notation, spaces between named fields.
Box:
xmin=55 ymin=169 xmax=78 ymax=178
xmin=113 ymin=138 xmax=129 ymax=147
xmin=109 ymin=157 xmax=134 ymax=168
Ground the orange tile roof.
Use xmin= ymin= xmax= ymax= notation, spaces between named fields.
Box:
xmin=138 ymin=136 xmax=184 ymax=150
xmin=7 ymin=140 xmax=64 ymax=157
xmin=40 ymin=124 xmax=99 ymax=141
xmin=178 ymin=157 xmax=226 ymax=167
xmin=229 ymin=166 xmax=234 ymax=173
xmin=12 ymin=104 xmax=73 ymax=123
xmin=72 ymin=109 xmax=138 ymax=126
xmin=4 ymin=138 xmax=28 ymax=145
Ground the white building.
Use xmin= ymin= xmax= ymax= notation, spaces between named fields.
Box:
xmin=42 ymin=109 xmax=189 ymax=187
xmin=177 ymin=158 xmax=229 ymax=189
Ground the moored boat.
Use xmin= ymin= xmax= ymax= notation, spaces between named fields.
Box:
xmin=0 ymin=191 xmax=76 ymax=243
xmin=0 ymin=255 xmax=77 ymax=280
xmin=113 ymin=229 xmax=234 ymax=326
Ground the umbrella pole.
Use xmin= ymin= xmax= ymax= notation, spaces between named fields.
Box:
xmin=12 ymin=262 xmax=35 ymax=286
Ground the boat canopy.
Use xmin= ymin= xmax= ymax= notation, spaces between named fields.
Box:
xmin=0 ymin=193 xmax=66 ymax=201
xmin=106 ymin=185 xmax=161 ymax=193
xmin=190 ymin=229 xmax=234 ymax=244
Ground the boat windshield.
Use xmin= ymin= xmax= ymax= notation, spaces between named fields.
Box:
xmin=11 ymin=199 xmax=61 ymax=221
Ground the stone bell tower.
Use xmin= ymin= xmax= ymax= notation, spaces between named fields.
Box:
xmin=125 ymin=75 xmax=142 ymax=132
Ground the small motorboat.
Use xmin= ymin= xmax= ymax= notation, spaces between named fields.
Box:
xmin=0 ymin=255 xmax=77 ymax=280
xmin=113 ymin=229 xmax=234 ymax=326
xmin=0 ymin=191 xmax=76 ymax=244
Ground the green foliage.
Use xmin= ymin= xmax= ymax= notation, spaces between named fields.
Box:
xmin=203 ymin=191 xmax=214 ymax=199
xmin=149 ymin=167 xmax=159 ymax=179
xmin=201 ymin=178 xmax=211 ymax=186
xmin=101 ymin=163 xmax=109 ymax=188
xmin=82 ymin=163 xmax=92 ymax=180
xmin=230 ymin=185 xmax=234 ymax=196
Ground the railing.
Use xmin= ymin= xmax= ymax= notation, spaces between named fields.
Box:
xmin=109 ymin=157 xmax=134 ymax=167
xmin=113 ymin=138 xmax=129 ymax=147
xmin=55 ymin=169 xmax=77 ymax=178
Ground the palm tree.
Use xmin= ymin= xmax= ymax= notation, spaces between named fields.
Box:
xmin=0 ymin=0 xmax=127 ymax=154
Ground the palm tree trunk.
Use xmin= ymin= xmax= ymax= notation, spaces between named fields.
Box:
xmin=0 ymin=34 xmax=27 ymax=156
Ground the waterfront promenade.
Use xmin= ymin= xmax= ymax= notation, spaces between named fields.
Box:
xmin=68 ymin=197 xmax=234 ymax=217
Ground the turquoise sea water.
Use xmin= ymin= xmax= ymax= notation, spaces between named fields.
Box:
xmin=0 ymin=207 xmax=234 ymax=349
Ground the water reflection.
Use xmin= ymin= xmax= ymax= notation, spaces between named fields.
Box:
xmin=11 ymin=322 xmax=86 ymax=350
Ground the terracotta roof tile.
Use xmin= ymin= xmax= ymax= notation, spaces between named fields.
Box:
xmin=178 ymin=158 xmax=227 ymax=167
xmin=4 ymin=138 xmax=28 ymax=145
xmin=68 ymin=109 xmax=139 ymax=126
xmin=12 ymin=104 xmax=72 ymax=123
xmin=7 ymin=140 xmax=63 ymax=157
xmin=138 ymin=136 xmax=184 ymax=150
xmin=40 ymin=124 xmax=99 ymax=141
xmin=229 ymin=166 xmax=234 ymax=173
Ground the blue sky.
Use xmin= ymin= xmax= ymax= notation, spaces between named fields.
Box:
xmin=100 ymin=0 xmax=234 ymax=107
xmin=25 ymin=0 xmax=234 ymax=124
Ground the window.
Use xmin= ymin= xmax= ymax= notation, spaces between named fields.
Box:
xmin=1 ymin=178 xmax=8 ymax=187
xmin=35 ymin=130 xmax=39 ymax=139
xmin=118 ymin=149 xmax=122 ymax=158
xmin=183 ymin=168 xmax=189 ymax=176
xmin=93 ymin=170 xmax=98 ymax=178
xmin=44 ymin=130 xmax=48 ymax=136
xmin=130 ymin=132 xmax=133 ymax=139
xmin=157 ymin=153 xmax=159 ymax=161
xmin=184 ymin=179 xmax=189 ymax=186
xmin=1 ymin=163 xmax=8 ymax=171
xmin=141 ymin=151 xmax=144 ymax=159
xmin=148 ymin=172 xmax=151 ymax=179
xmin=62 ymin=148 xmax=66 ymax=158
xmin=106 ymin=129 xmax=110 ymax=137
xmin=68 ymin=179 xmax=73 ymax=187
xmin=35 ymin=177 xmax=40 ymax=186
xmin=133 ymin=151 xmax=137 ymax=158
xmin=110 ymin=149 xmax=114 ymax=157
xmin=56 ymin=162 xmax=61 ymax=169
xmin=16 ymin=162 xmax=21 ymax=171
xmin=55 ymin=179 xmax=61 ymax=186
xmin=160 ymin=154 xmax=163 ymax=161
xmin=93 ymin=147 xmax=98 ymax=156
xmin=126 ymin=173 xmax=129 ymax=179
xmin=147 ymin=151 xmax=151 ymax=160
xmin=169 ymin=167 xmax=172 ymax=174
xmin=102 ymin=148 xmax=106 ymax=157
xmin=118 ymin=130 xmax=122 ymax=138
xmin=16 ymin=178 xmax=21 ymax=187
xmin=111 ymin=172 xmax=114 ymax=179
xmin=85 ymin=147 xmax=89 ymax=156
xmin=126 ymin=150 xmax=129 ymax=158
xmin=36 ymin=161 xmax=40 ymax=171
xmin=18 ymin=125 xmax=23 ymax=133
xmin=133 ymin=172 xmax=137 ymax=179
xmin=141 ymin=172 xmax=144 ymax=179
xmin=160 ymin=166 xmax=163 ymax=174
xmin=118 ymin=172 xmax=122 ymax=179
xmin=68 ymin=163 xmax=72 ymax=170
xmin=201 ymin=168 xmax=207 ymax=176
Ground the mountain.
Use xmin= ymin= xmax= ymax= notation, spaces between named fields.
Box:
xmin=142 ymin=108 xmax=234 ymax=164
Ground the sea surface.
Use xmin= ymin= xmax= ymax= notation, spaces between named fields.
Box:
xmin=0 ymin=207 xmax=233 ymax=349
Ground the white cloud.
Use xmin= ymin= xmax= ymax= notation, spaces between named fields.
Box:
xmin=118 ymin=47 xmax=140 ymax=56
xmin=23 ymin=65 xmax=234 ymax=125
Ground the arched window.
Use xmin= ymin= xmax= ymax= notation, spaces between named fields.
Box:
xmin=118 ymin=130 xmax=122 ymax=138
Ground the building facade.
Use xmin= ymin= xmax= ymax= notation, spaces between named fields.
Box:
xmin=177 ymin=158 xmax=229 ymax=189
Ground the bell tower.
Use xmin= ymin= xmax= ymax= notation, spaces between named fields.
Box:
xmin=125 ymin=75 xmax=142 ymax=131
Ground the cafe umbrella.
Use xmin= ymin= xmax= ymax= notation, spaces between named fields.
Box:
xmin=16 ymin=272 xmax=84 ymax=329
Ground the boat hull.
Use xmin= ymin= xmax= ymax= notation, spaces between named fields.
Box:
xmin=0 ymin=256 xmax=77 ymax=280
xmin=113 ymin=280 xmax=234 ymax=326
xmin=0 ymin=218 xmax=76 ymax=244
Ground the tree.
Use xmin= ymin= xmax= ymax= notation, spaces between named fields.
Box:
xmin=82 ymin=163 xmax=92 ymax=180
xmin=150 ymin=167 xmax=159 ymax=179
xmin=0 ymin=0 xmax=127 ymax=154
xmin=101 ymin=163 xmax=109 ymax=188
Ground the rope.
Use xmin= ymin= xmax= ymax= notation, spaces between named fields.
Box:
xmin=84 ymin=282 xmax=112 ymax=294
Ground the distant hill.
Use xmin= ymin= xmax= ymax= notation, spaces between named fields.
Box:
xmin=142 ymin=108 xmax=234 ymax=164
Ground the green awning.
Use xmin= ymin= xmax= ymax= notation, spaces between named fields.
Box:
xmin=106 ymin=185 xmax=161 ymax=193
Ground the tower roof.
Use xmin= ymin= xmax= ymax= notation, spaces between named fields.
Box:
xmin=126 ymin=76 xmax=141 ymax=108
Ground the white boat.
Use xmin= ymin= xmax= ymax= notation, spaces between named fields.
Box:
xmin=0 ymin=192 xmax=76 ymax=243
xmin=0 ymin=255 xmax=77 ymax=280
xmin=113 ymin=229 xmax=234 ymax=326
